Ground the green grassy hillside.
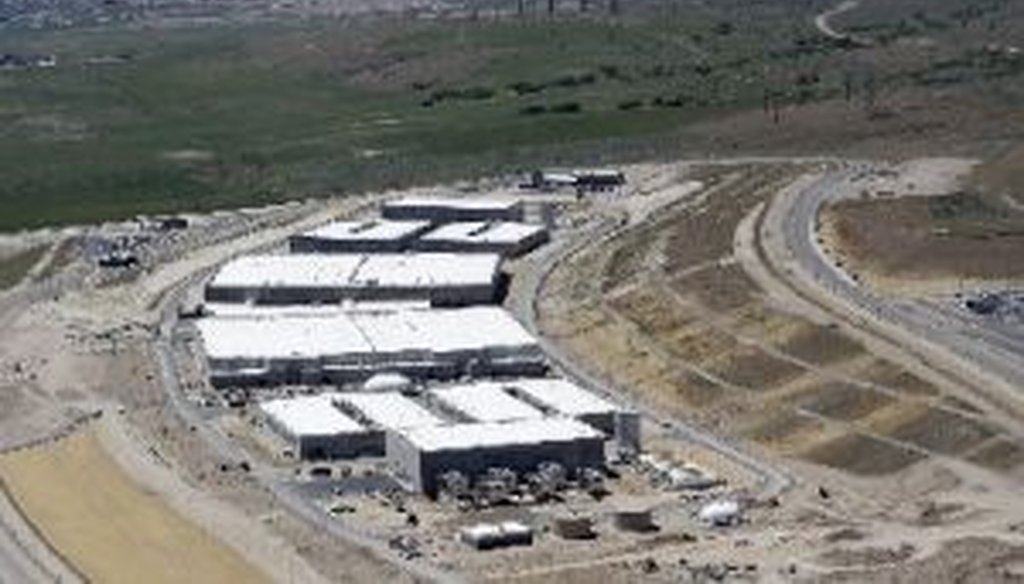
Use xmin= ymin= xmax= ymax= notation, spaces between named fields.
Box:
xmin=0 ymin=0 xmax=1021 ymax=229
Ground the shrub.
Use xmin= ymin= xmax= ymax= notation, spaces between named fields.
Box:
xmin=550 ymin=101 xmax=582 ymax=114
xmin=509 ymin=81 xmax=545 ymax=95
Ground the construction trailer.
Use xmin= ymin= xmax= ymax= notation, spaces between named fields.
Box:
xmin=428 ymin=382 xmax=546 ymax=423
xmin=387 ymin=418 xmax=605 ymax=497
xmin=413 ymin=221 xmax=550 ymax=258
xmin=572 ymin=169 xmax=626 ymax=191
xmin=259 ymin=394 xmax=377 ymax=459
xmin=382 ymin=196 xmax=525 ymax=223
xmin=527 ymin=170 xmax=578 ymax=191
xmin=196 ymin=306 xmax=546 ymax=387
xmin=335 ymin=392 xmax=446 ymax=456
xmin=204 ymin=253 xmax=502 ymax=306
xmin=289 ymin=220 xmax=432 ymax=253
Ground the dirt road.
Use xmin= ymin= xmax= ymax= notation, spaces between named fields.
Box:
xmin=814 ymin=0 xmax=863 ymax=42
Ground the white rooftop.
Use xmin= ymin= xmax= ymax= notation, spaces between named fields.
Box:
xmin=396 ymin=418 xmax=602 ymax=452
xmin=202 ymin=301 xmax=431 ymax=318
xmin=419 ymin=222 xmax=546 ymax=244
xmin=211 ymin=255 xmax=363 ymax=289
xmin=384 ymin=196 xmax=521 ymax=211
xmin=430 ymin=382 xmax=545 ymax=422
xmin=298 ymin=220 xmax=430 ymax=242
xmin=197 ymin=306 xmax=538 ymax=361
xmin=260 ymin=394 xmax=364 ymax=436
xmin=198 ymin=313 xmax=370 ymax=360
xmin=208 ymin=253 xmax=500 ymax=290
xmin=350 ymin=307 xmax=536 ymax=355
xmin=350 ymin=253 xmax=499 ymax=288
xmin=336 ymin=392 xmax=445 ymax=430
xmin=504 ymin=378 xmax=620 ymax=416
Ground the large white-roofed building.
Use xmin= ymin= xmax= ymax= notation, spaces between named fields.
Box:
xmin=381 ymin=196 xmax=525 ymax=223
xmin=196 ymin=306 xmax=546 ymax=387
xmin=204 ymin=253 xmax=502 ymax=306
xmin=289 ymin=220 xmax=433 ymax=253
xmin=335 ymin=392 xmax=447 ymax=455
xmin=387 ymin=418 xmax=606 ymax=496
xmin=414 ymin=221 xmax=549 ymax=258
xmin=259 ymin=394 xmax=377 ymax=459
xmin=428 ymin=382 xmax=545 ymax=423
xmin=500 ymin=378 xmax=625 ymax=435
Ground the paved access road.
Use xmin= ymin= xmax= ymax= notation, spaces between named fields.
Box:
xmin=774 ymin=165 xmax=1024 ymax=407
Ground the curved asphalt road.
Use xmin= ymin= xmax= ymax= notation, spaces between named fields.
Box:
xmin=775 ymin=166 xmax=1024 ymax=408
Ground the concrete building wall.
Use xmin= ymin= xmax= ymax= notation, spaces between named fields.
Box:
xmin=263 ymin=418 xmax=378 ymax=460
xmin=295 ymin=433 xmax=380 ymax=460
xmin=387 ymin=432 xmax=606 ymax=497
xmin=288 ymin=237 xmax=401 ymax=253
xmin=411 ymin=229 xmax=550 ymax=258
xmin=382 ymin=202 xmax=525 ymax=223
xmin=208 ymin=351 xmax=547 ymax=389
xmin=204 ymin=282 xmax=498 ymax=307
xmin=578 ymin=411 xmax=616 ymax=435
xmin=288 ymin=232 xmax=429 ymax=254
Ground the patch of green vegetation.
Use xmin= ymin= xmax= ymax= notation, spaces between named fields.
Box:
xmin=0 ymin=246 xmax=48 ymax=291
xmin=0 ymin=0 xmax=1020 ymax=230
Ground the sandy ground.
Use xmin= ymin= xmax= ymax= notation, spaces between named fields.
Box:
xmin=527 ymin=159 xmax=1024 ymax=582
xmin=0 ymin=426 xmax=270 ymax=584
xmin=0 ymin=158 xmax=1019 ymax=583
xmin=0 ymin=190 xmax=418 ymax=583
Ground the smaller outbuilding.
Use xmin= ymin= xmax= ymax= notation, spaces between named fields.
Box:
xmin=526 ymin=169 xmax=626 ymax=192
xmin=382 ymin=196 xmax=525 ymax=223
xmin=572 ymin=169 xmax=626 ymax=191
xmin=414 ymin=221 xmax=549 ymax=258
xmin=289 ymin=220 xmax=432 ymax=253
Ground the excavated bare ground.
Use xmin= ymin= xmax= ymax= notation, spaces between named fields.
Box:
xmin=538 ymin=163 xmax=1024 ymax=480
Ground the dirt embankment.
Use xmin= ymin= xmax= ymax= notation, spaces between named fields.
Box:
xmin=0 ymin=427 xmax=270 ymax=584
xmin=820 ymin=191 xmax=1024 ymax=291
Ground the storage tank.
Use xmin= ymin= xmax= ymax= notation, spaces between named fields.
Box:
xmin=363 ymin=372 xmax=413 ymax=393
xmin=698 ymin=499 xmax=741 ymax=527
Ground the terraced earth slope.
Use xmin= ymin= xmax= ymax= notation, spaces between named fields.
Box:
xmin=539 ymin=163 xmax=1024 ymax=479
